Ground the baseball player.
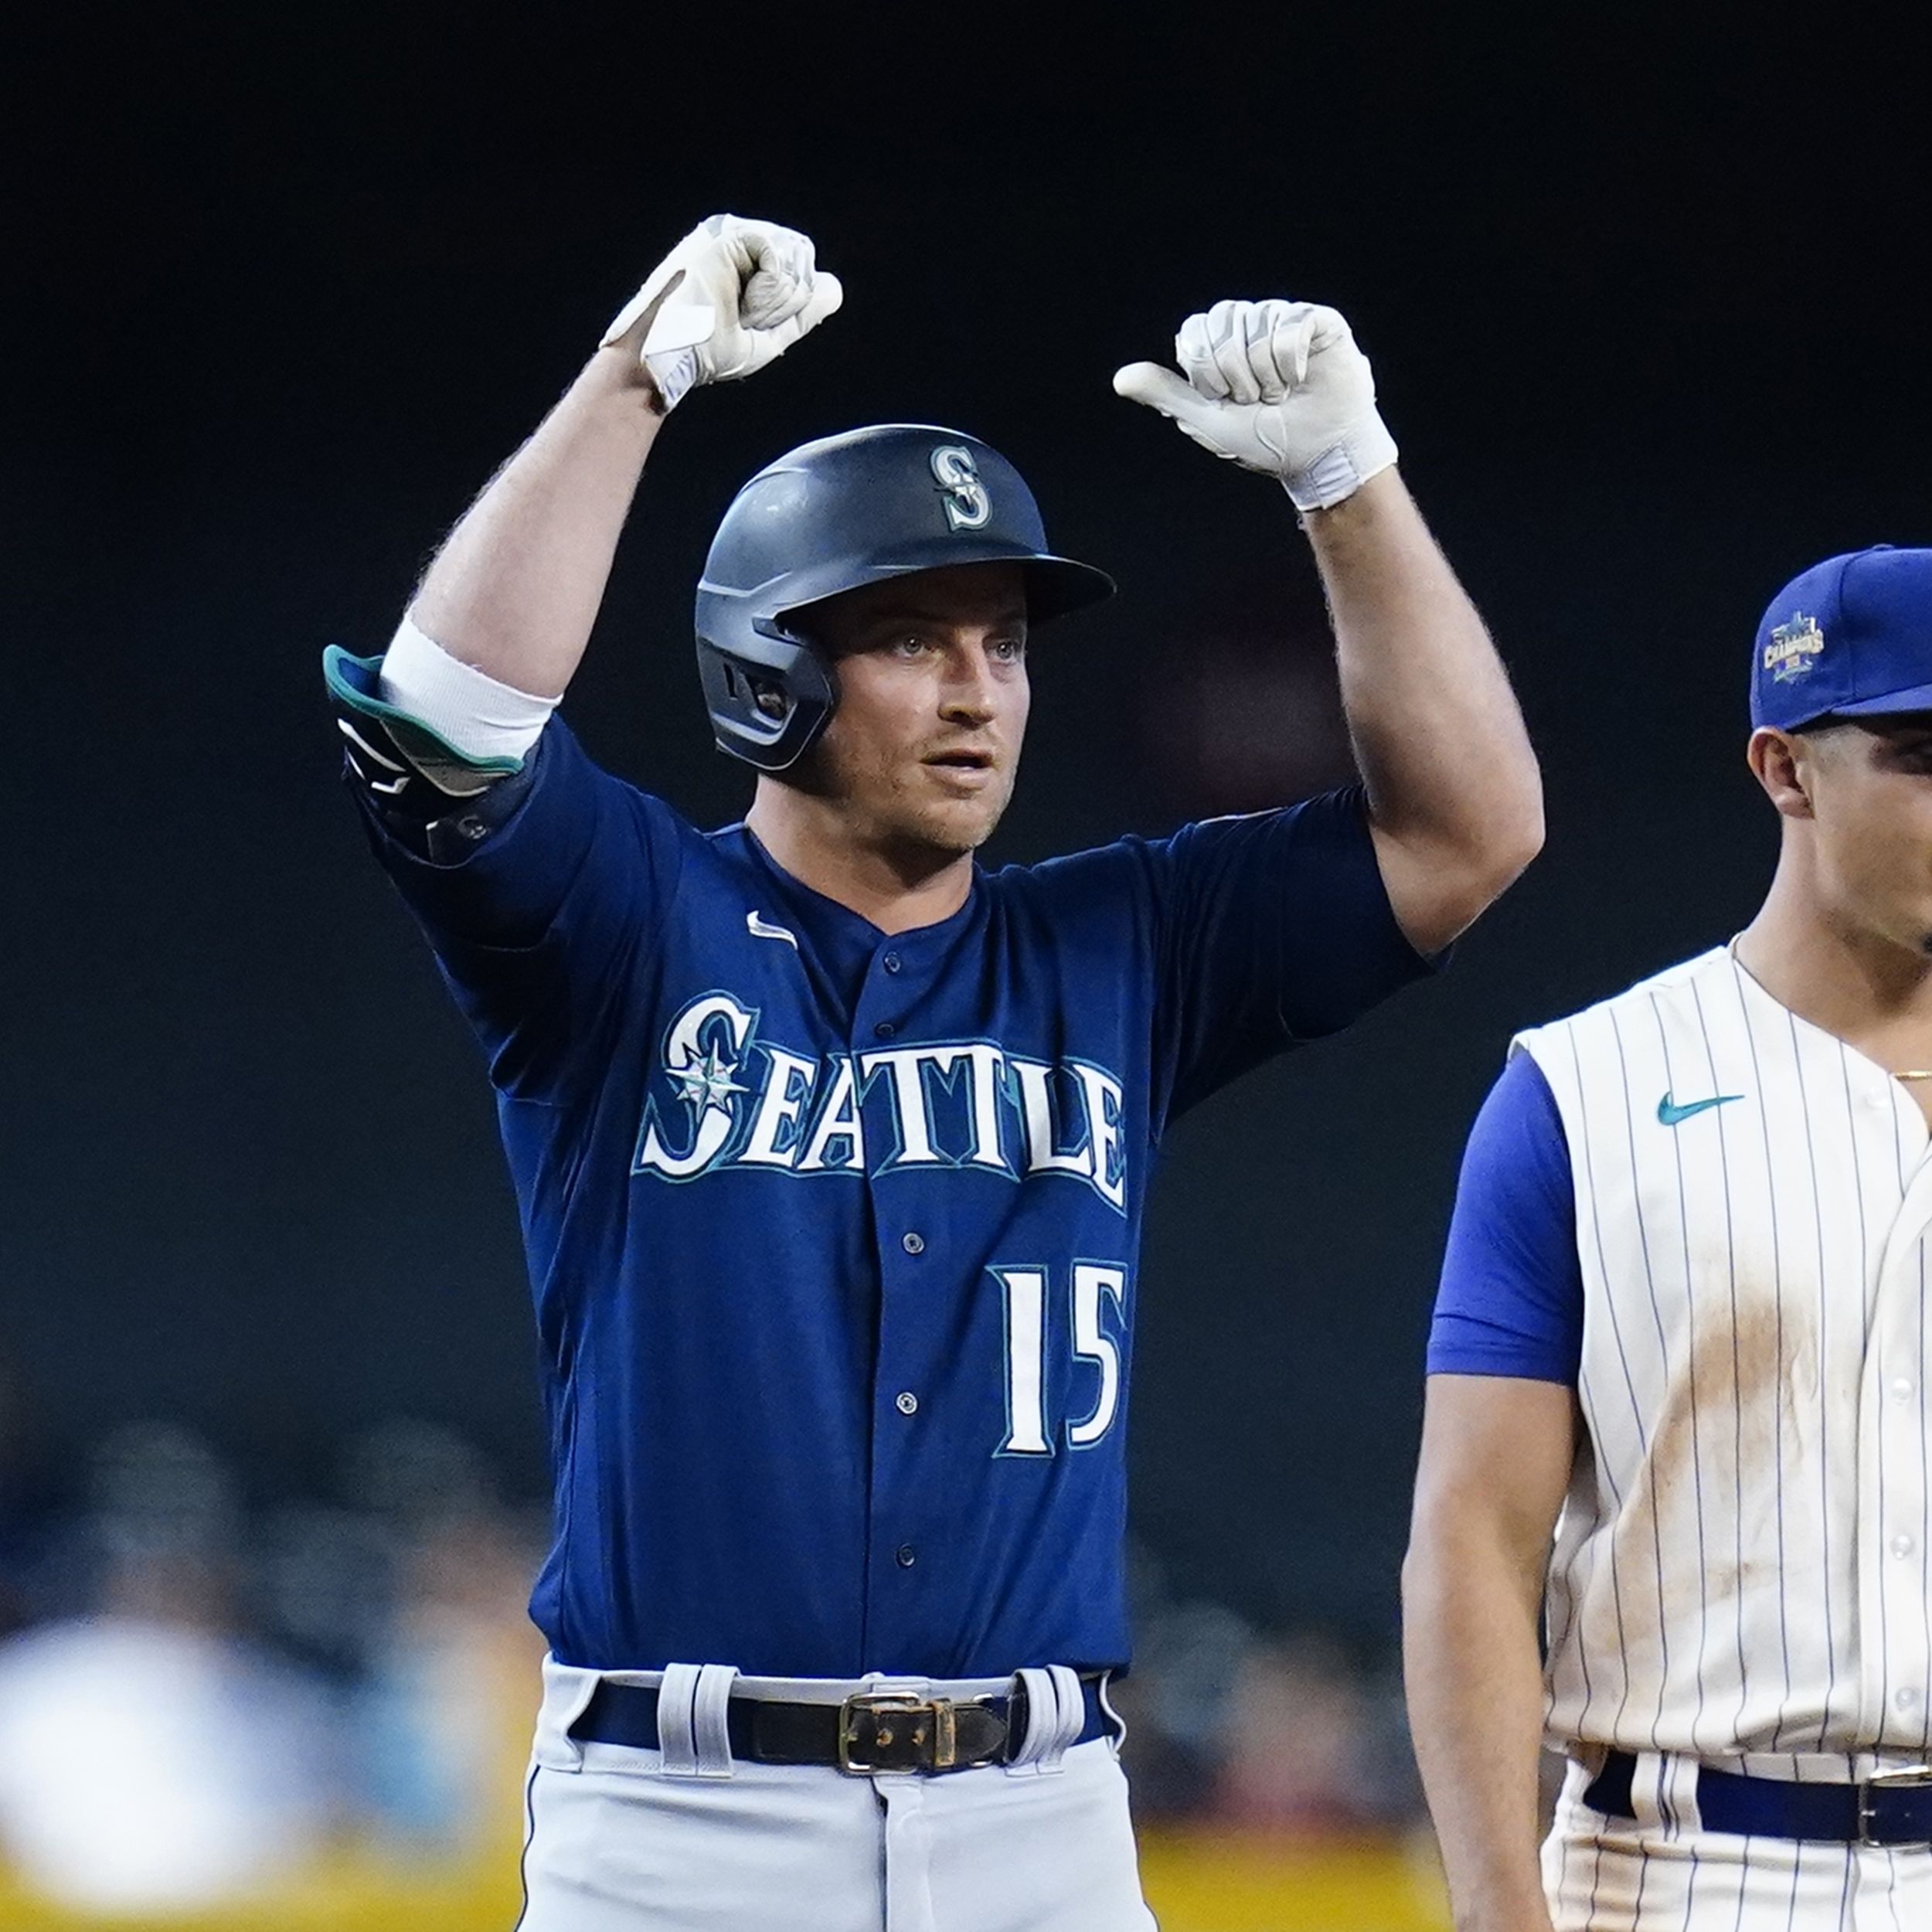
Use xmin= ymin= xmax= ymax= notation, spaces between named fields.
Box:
xmin=1404 ymin=546 xmax=1932 ymax=1930
xmin=325 ymin=213 xmax=1541 ymax=1930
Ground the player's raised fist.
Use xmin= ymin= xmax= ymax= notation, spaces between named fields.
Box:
xmin=603 ymin=214 xmax=843 ymax=413
xmin=1114 ymin=298 xmax=1396 ymax=512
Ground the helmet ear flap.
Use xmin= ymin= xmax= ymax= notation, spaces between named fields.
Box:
xmin=695 ymin=635 xmax=837 ymax=772
xmin=748 ymin=674 xmax=790 ymax=723
xmin=717 ymin=658 xmax=790 ymax=722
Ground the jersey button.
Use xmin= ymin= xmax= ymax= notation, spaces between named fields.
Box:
xmin=1893 ymin=1532 xmax=1918 ymax=1560
xmin=901 ymin=1231 xmax=925 ymax=1255
xmin=895 ymin=1544 xmax=917 ymax=1568
xmin=883 ymin=952 xmax=902 ymax=975
xmin=874 ymin=1021 xmax=896 ymax=1039
xmin=1893 ymin=1376 xmax=1917 ymax=1403
xmin=896 ymin=1391 xmax=919 ymax=1416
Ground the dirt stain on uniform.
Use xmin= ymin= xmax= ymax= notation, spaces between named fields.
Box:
xmin=1611 ymin=1291 xmax=1793 ymax=1626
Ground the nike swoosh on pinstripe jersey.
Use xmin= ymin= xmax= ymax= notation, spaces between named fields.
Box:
xmin=1656 ymin=1090 xmax=1743 ymax=1127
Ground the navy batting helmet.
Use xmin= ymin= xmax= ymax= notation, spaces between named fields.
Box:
xmin=695 ymin=424 xmax=1114 ymax=770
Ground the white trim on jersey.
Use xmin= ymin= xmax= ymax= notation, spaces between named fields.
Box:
xmin=1519 ymin=946 xmax=1932 ymax=1765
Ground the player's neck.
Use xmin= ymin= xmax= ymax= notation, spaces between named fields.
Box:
xmin=745 ymin=791 xmax=975 ymax=934
xmin=1734 ymin=859 xmax=1932 ymax=1061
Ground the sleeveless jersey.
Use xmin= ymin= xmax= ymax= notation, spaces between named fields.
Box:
xmin=1516 ymin=947 xmax=1932 ymax=1760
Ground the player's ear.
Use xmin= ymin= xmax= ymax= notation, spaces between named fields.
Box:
xmin=1747 ymin=726 xmax=1816 ymax=821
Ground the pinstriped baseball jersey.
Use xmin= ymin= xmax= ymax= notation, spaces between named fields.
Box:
xmin=1515 ymin=945 xmax=1932 ymax=1763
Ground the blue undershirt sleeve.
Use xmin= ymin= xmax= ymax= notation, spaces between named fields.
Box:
xmin=1427 ymin=1049 xmax=1583 ymax=1384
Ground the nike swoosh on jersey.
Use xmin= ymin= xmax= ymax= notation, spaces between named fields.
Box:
xmin=746 ymin=911 xmax=799 ymax=948
xmin=1656 ymin=1090 xmax=1743 ymax=1127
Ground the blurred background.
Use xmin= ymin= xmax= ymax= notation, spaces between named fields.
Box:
xmin=5 ymin=3 xmax=1927 ymax=1924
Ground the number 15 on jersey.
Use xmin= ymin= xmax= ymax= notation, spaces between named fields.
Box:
xmin=992 ymin=1262 xmax=1128 ymax=1456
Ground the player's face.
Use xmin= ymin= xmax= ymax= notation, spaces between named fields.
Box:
xmin=794 ymin=563 xmax=1031 ymax=858
xmin=1796 ymin=716 xmax=1932 ymax=953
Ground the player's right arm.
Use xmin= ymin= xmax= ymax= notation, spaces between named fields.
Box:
xmin=1400 ymin=1052 xmax=1582 ymax=1932
xmin=403 ymin=216 xmax=840 ymax=705
xmin=402 ymin=319 xmax=663 ymax=704
xmin=325 ymin=219 xmax=840 ymax=1091
xmin=1403 ymin=1376 xmax=1573 ymax=1932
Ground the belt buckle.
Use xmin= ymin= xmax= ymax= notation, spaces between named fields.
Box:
xmin=837 ymin=1692 xmax=957 ymax=1775
xmin=1859 ymin=1764 xmax=1932 ymax=1846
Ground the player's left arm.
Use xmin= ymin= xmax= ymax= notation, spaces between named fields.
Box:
xmin=1306 ymin=471 xmax=1542 ymax=954
xmin=1117 ymin=301 xmax=1543 ymax=956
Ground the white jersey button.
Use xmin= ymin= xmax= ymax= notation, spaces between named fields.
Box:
xmin=896 ymin=1391 xmax=919 ymax=1416
xmin=1895 ymin=1687 xmax=1923 ymax=1714
xmin=1893 ymin=1532 xmax=1918 ymax=1560
xmin=1893 ymin=1376 xmax=1917 ymax=1402
xmin=902 ymin=1231 xmax=925 ymax=1255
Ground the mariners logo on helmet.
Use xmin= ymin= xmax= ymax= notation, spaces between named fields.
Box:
xmin=930 ymin=445 xmax=992 ymax=532
xmin=694 ymin=425 xmax=1114 ymax=773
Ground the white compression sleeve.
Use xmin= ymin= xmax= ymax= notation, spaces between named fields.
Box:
xmin=376 ymin=615 xmax=558 ymax=764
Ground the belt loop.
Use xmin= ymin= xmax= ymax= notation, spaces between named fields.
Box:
xmin=533 ymin=1655 xmax=600 ymax=1772
xmin=1009 ymin=1665 xmax=1083 ymax=1776
xmin=691 ymin=1664 xmax=738 ymax=1778
xmin=1656 ymin=1751 xmax=1701 ymax=1838
xmin=1096 ymin=1670 xmax=1126 ymax=1753
xmin=1626 ymin=1750 xmax=1671 ymax=1833
xmin=656 ymin=1662 xmax=702 ymax=1777
xmin=1045 ymin=1664 xmax=1084 ymax=1763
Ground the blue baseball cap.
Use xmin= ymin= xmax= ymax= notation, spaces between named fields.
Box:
xmin=1752 ymin=546 xmax=1932 ymax=730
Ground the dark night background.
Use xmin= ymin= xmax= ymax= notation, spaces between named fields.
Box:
xmin=6 ymin=9 xmax=1928 ymax=1656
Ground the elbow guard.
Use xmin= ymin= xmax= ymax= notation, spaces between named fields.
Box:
xmin=323 ymin=645 xmax=536 ymax=858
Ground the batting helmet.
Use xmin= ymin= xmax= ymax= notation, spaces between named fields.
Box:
xmin=695 ymin=424 xmax=1114 ymax=770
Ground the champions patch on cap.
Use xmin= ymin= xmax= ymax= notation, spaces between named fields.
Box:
xmin=1751 ymin=546 xmax=1932 ymax=731
xmin=1761 ymin=613 xmax=1824 ymax=687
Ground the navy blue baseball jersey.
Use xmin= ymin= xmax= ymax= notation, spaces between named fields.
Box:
xmin=350 ymin=713 xmax=1431 ymax=1680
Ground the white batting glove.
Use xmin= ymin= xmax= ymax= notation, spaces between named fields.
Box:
xmin=602 ymin=214 xmax=843 ymax=412
xmin=1114 ymin=299 xmax=1397 ymax=512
